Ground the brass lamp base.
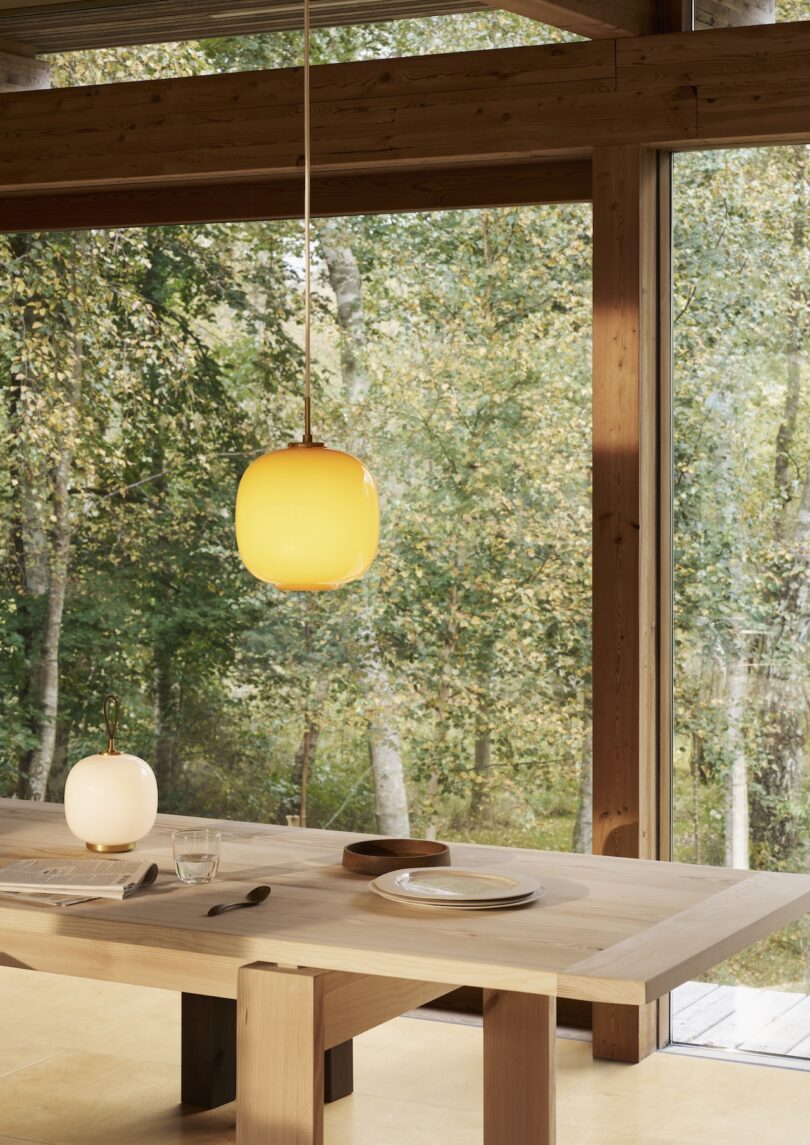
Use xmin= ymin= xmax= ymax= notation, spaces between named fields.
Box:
xmin=85 ymin=841 xmax=135 ymax=853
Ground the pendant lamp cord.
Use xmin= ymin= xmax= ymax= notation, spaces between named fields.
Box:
xmin=302 ymin=0 xmax=313 ymax=444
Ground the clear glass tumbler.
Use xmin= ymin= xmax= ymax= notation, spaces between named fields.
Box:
xmin=172 ymin=828 xmax=221 ymax=885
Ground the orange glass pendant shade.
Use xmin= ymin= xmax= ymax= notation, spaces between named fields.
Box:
xmin=236 ymin=443 xmax=379 ymax=590
xmin=235 ymin=0 xmax=380 ymax=591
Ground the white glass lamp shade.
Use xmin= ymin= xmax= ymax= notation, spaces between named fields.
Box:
xmin=64 ymin=751 xmax=158 ymax=852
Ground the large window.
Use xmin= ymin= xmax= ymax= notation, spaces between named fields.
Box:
xmin=670 ymin=146 xmax=810 ymax=1058
xmin=0 ymin=202 xmax=592 ymax=853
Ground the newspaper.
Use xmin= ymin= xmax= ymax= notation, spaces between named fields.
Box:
xmin=0 ymin=858 xmax=159 ymax=906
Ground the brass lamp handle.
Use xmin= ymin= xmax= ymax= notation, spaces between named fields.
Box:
xmin=103 ymin=694 xmax=121 ymax=755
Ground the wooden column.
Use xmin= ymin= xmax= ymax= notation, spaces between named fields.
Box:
xmin=483 ymin=990 xmax=556 ymax=1145
xmin=591 ymin=143 xmax=666 ymax=1063
xmin=237 ymin=964 xmax=327 ymax=1145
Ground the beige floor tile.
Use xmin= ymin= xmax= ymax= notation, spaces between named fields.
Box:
xmin=0 ymin=968 xmax=179 ymax=1067
xmin=0 ymin=1043 xmax=54 ymax=1083
xmin=0 ymin=1051 xmax=180 ymax=1145
xmin=3 ymin=968 xmax=810 ymax=1145
xmin=353 ymin=1014 xmax=482 ymax=1109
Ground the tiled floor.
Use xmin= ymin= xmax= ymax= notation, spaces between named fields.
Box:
xmin=1 ymin=966 xmax=810 ymax=1144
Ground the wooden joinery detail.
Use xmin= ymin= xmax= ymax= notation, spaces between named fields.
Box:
xmin=0 ymin=47 xmax=47 ymax=91
xmin=483 ymin=990 xmax=556 ymax=1145
xmin=615 ymin=21 xmax=810 ymax=92
xmin=180 ymin=992 xmax=354 ymax=1110
xmin=591 ymin=143 xmax=661 ymax=1063
xmin=0 ymin=159 xmax=593 ymax=234
xmin=481 ymin=0 xmax=657 ymax=37
xmin=321 ymin=973 xmax=450 ymax=1049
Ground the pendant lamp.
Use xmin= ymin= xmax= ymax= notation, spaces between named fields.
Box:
xmin=235 ymin=0 xmax=379 ymax=591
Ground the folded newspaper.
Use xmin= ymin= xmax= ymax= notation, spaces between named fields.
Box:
xmin=0 ymin=858 xmax=159 ymax=907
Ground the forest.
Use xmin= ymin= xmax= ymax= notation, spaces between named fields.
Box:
xmin=0 ymin=10 xmax=807 ymax=996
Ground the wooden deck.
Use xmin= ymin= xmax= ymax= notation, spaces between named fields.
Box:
xmin=672 ymin=980 xmax=810 ymax=1059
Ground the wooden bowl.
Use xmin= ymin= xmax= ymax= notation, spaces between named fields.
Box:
xmin=342 ymin=838 xmax=450 ymax=876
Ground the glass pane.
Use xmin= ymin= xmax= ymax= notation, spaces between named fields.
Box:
xmin=1 ymin=203 xmax=592 ymax=855
xmin=671 ymin=145 xmax=810 ymax=1058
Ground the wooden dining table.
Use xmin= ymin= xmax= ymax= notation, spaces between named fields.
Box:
xmin=2 ymin=798 xmax=810 ymax=1145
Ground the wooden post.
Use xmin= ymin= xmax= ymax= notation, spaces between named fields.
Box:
xmin=483 ymin=990 xmax=556 ymax=1145
xmin=591 ymin=143 xmax=665 ymax=1063
xmin=237 ymin=964 xmax=326 ymax=1145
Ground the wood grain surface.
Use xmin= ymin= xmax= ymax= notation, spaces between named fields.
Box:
xmin=2 ymin=800 xmax=810 ymax=1005
xmin=0 ymin=23 xmax=806 ymax=206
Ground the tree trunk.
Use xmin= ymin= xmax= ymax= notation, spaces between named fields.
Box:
xmin=749 ymin=146 xmax=808 ymax=867
xmin=320 ymin=217 xmax=410 ymax=836
xmin=470 ymin=688 xmax=493 ymax=820
xmin=25 ymin=329 xmax=82 ymax=800
xmin=284 ymin=675 xmax=330 ymax=827
xmin=724 ymin=656 xmax=750 ymax=869
xmin=153 ymin=645 xmax=177 ymax=799
xmin=7 ymin=235 xmax=56 ymax=793
xmin=572 ymin=723 xmax=593 ymax=854
xmin=368 ymin=661 xmax=410 ymax=835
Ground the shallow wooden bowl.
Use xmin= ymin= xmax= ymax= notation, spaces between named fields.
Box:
xmin=342 ymin=838 xmax=450 ymax=875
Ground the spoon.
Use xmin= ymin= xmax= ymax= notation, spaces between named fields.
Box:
xmin=207 ymin=885 xmax=271 ymax=916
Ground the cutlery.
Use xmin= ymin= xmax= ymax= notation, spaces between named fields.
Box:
xmin=207 ymin=885 xmax=271 ymax=916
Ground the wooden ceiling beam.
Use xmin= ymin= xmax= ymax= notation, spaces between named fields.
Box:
xmin=481 ymin=0 xmax=658 ymax=38
xmin=0 ymin=0 xmax=779 ymax=52
xmin=0 ymin=159 xmax=592 ymax=233
xmin=0 ymin=21 xmax=808 ymax=205
xmin=0 ymin=0 xmax=485 ymax=54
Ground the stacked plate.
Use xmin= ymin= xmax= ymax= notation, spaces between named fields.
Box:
xmin=370 ymin=868 xmax=543 ymax=910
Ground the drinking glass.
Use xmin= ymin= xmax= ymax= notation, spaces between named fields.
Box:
xmin=173 ymin=829 xmax=221 ymax=885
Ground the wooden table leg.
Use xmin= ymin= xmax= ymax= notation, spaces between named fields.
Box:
xmin=483 ymin=990 xmax=556 ymax=1145
xmin=237 ymin=964 xmax=326 ymax=1145
xmin=181 ymin=992 xmax=236 ymax=1109
xmin=324 ymin=1038 xmax=353 ymax=1103
xmin=181 ymin=992 xmax=353 ymax=1110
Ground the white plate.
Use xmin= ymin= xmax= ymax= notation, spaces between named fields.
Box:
xmin=372 ymin=867 xmax=541 ymax=903
xmin=371 ymin=885 xmax=542 ymax=910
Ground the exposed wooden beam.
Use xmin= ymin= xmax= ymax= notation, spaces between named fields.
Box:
xmin=0 ymin=22 xmax=809 ymax=206
xmin=0 ymin=0 xmax=778 ymax=54
xmin=482 ymin=0 xmax=658 ymax=38
xmin=0 ymin=159 xmax=592 ymax=233
xmin=0 ymin=0 xmax=484 ymax=53
xmin=0 ymin=46 xmax=47 ymax=90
